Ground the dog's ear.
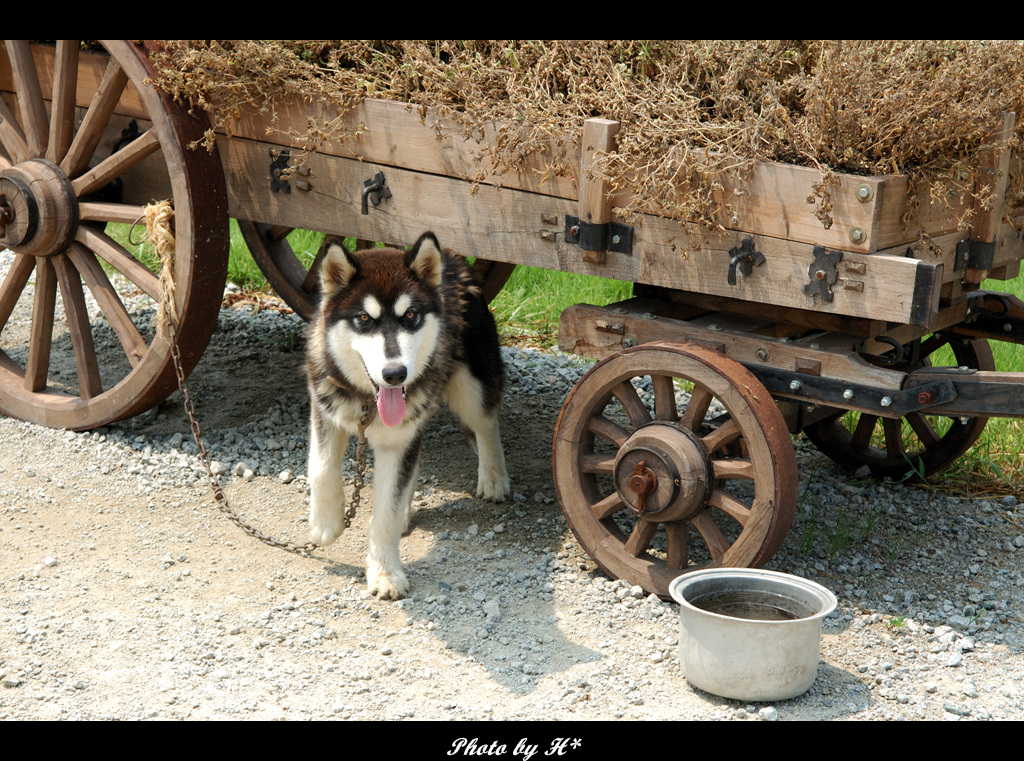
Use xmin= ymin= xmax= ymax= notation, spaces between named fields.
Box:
xmin=406 ymin=232 xmax=443 ymax=288
xmin=320 ymin=238 xmax=359 ymax=297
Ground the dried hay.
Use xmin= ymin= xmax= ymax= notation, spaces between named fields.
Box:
xmin=148 ymin=40 xmax=1024 ymax=234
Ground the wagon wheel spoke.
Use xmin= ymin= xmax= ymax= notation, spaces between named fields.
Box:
xmin=665 ymin=522 xmax=688 ymax=569
xmin=6 ymin=41 xmax=48 ymax=157
xmin=701 ymin=417 xmax=741 ymax=455
xmin=47 ymin=40 xmax=80 ymax=163
xmin=25 ymin=257 xmax=56 ymax=391
xmin=850 ymin=413 xmax=879 ymax=450
xmin=71 ymin=129 xmax=160 ymax=198
xmin=708 ymin=487 xmax=752 ymax=526
xmin=905 ymin=411 xmax=941 ymax=449
xmin=680 ymin=383 xmax=713 ymax=430
xmin=75 ymin=224 xmax=161 ymax=301
xmin=0 ymin=253 xmax=34 ymax=333
xmin=0 ymin=88 xmax=29 ymax=164
xmin=624 ymin=520 xmax=658 ymax=557
xmin=66 ymin=243 xmax=148 ymax=367
xmin=60 ymin=56 xmax=129 ymax=178
xmin=554 ymin=342 xmax=797 ymax=598
xmin=611 ymin=379 xmax=652 ymax=428
xmin=53 ymin=254 xmax=102 ymax=397
xmin=587 ymin=413 xmax=629 ymax=447
xmin=651 ymin=373 xmax=678 ymax=422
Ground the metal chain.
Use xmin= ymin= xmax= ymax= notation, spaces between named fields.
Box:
xmin=166 ymin=330 xmax=321 ymax=554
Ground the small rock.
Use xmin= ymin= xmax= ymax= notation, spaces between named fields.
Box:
xmin=43 ymin=556 xmax=57 ymax=567
xmin=758 ymin=706 xmax=779 ymax=721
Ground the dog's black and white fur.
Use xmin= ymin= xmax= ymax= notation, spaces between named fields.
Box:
xmin=305 ymin=232 xmax=510 ymax=598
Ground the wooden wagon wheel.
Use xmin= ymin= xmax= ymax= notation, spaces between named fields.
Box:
xmin=803 ymin=334 xmax=993 ymax=480
xmin=552 ymin=340 xmax=798 ymax=599
xmin=0 ymin=40 xmax=228 ymax=430
xmin=239 ymin=220 xmax=514 ymax=321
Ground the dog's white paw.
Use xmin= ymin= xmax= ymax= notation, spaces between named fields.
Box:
xmin=477 ymin=471 xmax=510 ymax=503
xmin=367 ymin=563 xmax=409 ymax=600
xmin=308 ymin=502 xmax=347 ymax=546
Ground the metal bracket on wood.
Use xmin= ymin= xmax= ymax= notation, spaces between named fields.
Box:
xmin=804 ymin=246 xmax=843 ymax=302
xmin=361 ymin=171 xmax=391 ymax=215
xmin=726 ymin=236 xmax=766 ymax=285
xmin=956 ymin=238 xmax=996 ymax=272
xmin=565 ymin=216 xmax=633 ymax=255
xmin=750 ymin=365 xmax=956 ymax=417
xmin=270 ymin=149 xmax=291 ymax=193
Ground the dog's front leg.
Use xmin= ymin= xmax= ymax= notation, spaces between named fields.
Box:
xmin=366 ymin=434 xmax=422 ymax=599
xmin=307 ymin=409 xmax=351 ymax=546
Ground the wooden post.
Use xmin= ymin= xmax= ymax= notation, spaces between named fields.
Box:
xmin=965 ymin=111 xmax=1015 ymax=284
xmin=578 ymin=118 xmax=620 ymax=264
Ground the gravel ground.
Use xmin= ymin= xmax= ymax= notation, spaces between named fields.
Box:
xmin=2 ymin=250 xmax=1024 ymax=724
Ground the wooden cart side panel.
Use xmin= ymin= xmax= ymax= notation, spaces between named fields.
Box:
xmin=223 ymin=100 xmax=977 ymax=256
xmin=221 ymin=96 xmax=581 ymax=201
xmin=224 ymin=136 xmax=946 ymax=327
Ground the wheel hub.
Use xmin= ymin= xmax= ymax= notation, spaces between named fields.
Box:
xmin=613 ymin=421 xmax=713 ymax=522
xmin=0 ymin=158 xmax=79 ymax=257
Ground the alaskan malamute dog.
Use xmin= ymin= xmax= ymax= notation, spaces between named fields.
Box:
xmin=305 ymin=232 xmax=510 ymax=598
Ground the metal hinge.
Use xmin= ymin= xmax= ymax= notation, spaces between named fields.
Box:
xmin=565 ymin=216 xmax=633 ymax=255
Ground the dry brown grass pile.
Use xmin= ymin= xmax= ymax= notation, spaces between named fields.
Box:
xmin=148 ymin=40 xmax=1024 ymax=231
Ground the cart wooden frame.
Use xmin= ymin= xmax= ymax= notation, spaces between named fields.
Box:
xmin=3 ymin=41 xmax=1023 ymax=597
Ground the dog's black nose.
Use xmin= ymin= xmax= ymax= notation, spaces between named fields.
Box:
xmin=382 ymin=364 xmax=407 ymax=386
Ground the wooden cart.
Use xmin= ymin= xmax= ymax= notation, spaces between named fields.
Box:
xmin=3 ymin=41 xmax=1024 ymax=597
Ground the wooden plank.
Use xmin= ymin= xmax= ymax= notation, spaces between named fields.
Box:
xmin=907 ymin=369 xmax=1024 ymax=418
xmin=577 ymin=118 xmax=619 ymax=264
xmin=221 ymin=96 xmax=580 ymax=201
xmin=224 ymin=135 xmax=947 ymax=326
xmin=558 ymin=301 xmax=908 ymax=394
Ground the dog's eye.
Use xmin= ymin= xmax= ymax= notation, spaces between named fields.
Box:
xmin=403 ymin=308 xmax=421 ymax=325
xmin=352 ymin=312 xmax=373 ymax=329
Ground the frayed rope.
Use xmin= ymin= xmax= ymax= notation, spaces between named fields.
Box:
xmin=145 ymin=200 xmax=177 ymax=339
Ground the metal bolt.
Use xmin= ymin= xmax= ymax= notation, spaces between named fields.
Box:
xmin=917 ymin=390 xmax=935 ymax=405
xmin=849 ymin=227 xmax=866 ymax=244
xmin=856 ymin=184 xmax=874 ymax=202
xmin=880 ymin=396 xmax=892 ymax=407
xmin=756 ymin=348 xmax=770 ymax=362
xmin=843 ymin=389 xmax=855 ymax=400
xmin=1004 ymin=323 xmax=1013 ymax=333
xmin=611 ymin=234 xmax=621 ymax=245
xmin=622 ymin=335 xmax=638 ymax=348
xmin=814 ymin=270 xmax=826 ymax=280
xmin=789 ymin=380 xmax=802 ymax=391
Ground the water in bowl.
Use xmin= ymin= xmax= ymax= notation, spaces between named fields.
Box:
xmin=689 ymin=589 xmax=814 ymax=621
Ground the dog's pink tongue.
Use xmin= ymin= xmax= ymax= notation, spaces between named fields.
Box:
xmin=377 ymin=386 xmax=406 ymax=427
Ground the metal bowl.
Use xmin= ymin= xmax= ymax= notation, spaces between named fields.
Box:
xmin=669 ymin=568 xmax=837 ymax=702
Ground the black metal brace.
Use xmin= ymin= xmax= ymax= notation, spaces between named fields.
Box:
xmin=726 ymin=236 xmax=766 ymax=285
xmin=565 ymin=216 xmax=633 ymax=255
xmin=749 ymin=365 xmax=956 ymax=417
xmin=956 ymin=238 xmax=996 ymax=271
xmin=804 ymin=246 xmax=843 ymax=302
xmin=361 ymin=172 xmax=392 ymax=215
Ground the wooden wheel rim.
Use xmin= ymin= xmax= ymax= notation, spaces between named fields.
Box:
xmin=0 ymin=40 xmax=228 ymax=430
xmin=552 ymin=340 xmax=798 ymax=599
xmin=803 ymin=335 xmax=993 ymax=480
